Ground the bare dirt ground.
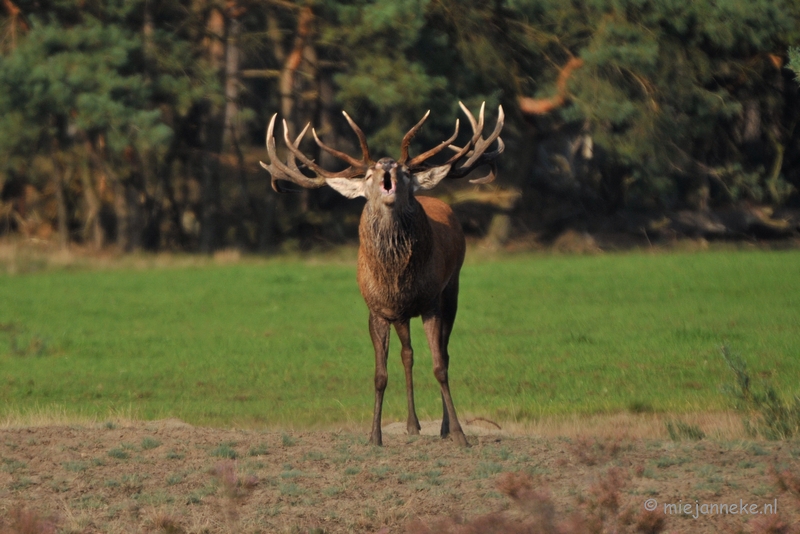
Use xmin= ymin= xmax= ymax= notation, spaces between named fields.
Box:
xmin=1 ymin=418 xmax=799 ymax=534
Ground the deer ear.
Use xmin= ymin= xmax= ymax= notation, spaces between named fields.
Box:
xmin=326 ymin=178 xmax=367 ymax=199
xmin=412 ymin=165 xmax=452 ymax=191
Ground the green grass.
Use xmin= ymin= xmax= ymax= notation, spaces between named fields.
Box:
xmin=0 ymin=249 xmax=799 ymax=427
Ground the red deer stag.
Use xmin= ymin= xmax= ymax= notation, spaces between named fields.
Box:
xmin=261 ymin=103 xmax=504 ymax=446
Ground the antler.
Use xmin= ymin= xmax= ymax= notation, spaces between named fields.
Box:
xmin=261 ymin=102 xmax=503 ymax=194
xmin=260 ymin=112 xmax=372 ymax=193
xmin=406 ymin=102 xmax=504 ymax=186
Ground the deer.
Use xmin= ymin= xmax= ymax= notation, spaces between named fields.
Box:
xmin=260 ymin=102 xmax=504 ymax=446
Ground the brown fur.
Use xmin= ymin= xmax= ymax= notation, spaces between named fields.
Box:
xmin=357 ymin=196 xmax=464 ymax=321
xmin=355 ymin=161 xmax=469 ymax=446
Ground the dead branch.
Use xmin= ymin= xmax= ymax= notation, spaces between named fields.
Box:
xmin=518 ymin=57 xmax=584 ymax=115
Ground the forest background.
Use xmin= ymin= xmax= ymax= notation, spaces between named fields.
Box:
xmin=1 ymin=0 xmax=800 ymax=253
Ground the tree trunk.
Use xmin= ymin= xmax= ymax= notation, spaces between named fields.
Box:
xmin=200 ymin=7 xmax=226 ymax=254
xmin=51 ymin=151 xmax=69 ymax=249
xmin=222 ymin=9 xmax=242 ymax=151
xmin=317 ymin=74 xmax=338 ymax=169
xmin=280 ymin=5 xmax=314 ymax=121
xmin=79 ymin=142 xmax=104 ymax=249
xmin=112 ymin=177 xmax=130 ymax=251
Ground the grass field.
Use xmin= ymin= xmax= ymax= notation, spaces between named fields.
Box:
xmin=1 ymin=248 xmax=799 ymax=428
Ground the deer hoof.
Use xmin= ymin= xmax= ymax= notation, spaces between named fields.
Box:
xmin=407 ymin=421 xmax=421 ymax=435
xmin=452 ymin=431 xmax=469 ymax=447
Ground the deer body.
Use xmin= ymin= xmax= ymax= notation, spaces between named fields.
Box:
xmin=357 ymin=195 xmax=464 ymax=321
xmin=261 ymin=104 xmax=504 ymax=446
xmin=358 ymin=191 xmax=467 ymax=445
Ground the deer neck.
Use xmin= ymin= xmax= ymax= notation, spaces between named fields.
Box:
xmin=359 ymin=198 xmax=432 ymax=280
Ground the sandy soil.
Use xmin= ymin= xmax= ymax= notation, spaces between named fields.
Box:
xmin=0 ymin=419 xmax=798 ymax=533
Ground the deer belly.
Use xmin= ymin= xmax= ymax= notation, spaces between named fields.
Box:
xmin=358 ymin=273 xmax=441 ymax=321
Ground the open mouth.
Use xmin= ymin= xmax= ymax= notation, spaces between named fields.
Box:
xmin=381 ymin=171 xmax=396 ymax=196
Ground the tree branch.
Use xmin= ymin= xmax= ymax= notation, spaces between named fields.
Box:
xmin=518 ymin=57 xmax=583 ymax=115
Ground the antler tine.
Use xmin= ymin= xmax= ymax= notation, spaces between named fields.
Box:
xmin=283 ymin=120 xmax=312 ymax=167
xmin=304 ymin=111 xmax=372 ymax=176
xmin=260 ymin=114 xmax=327 ymax=192
xmin=447 ymin=105 xmax=504 ymax=182
xmin=458 ymin=104 xmax=504 ymax=169
xmin=410 ymin=102 xmax=504 ymax=187
xmin=399 ymin=110 xmax=431 ymax=164
xmin=343 ymin=110 xmax=372 ymax=164
xmin=457 ymin=101 xmax=484 ymax=141
xmin=407 ymin=119 xmax=460 ymax=168
xmin=455 ymin=101 xmax=485 ymax=149
xmin=311 ymin=128 xmax=363 ymax=169
xmin=283 ymin=119 xmax=332 ymax=177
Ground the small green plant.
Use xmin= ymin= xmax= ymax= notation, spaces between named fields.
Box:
xmin=323 ymin=486 xmax=344 ymax=497
xmin=397 ymin=472 xmax=416 ymax=483
xmin=281 ymin=434 xmax=296 ymax=447
xmin=108 ymin=448 xmax=129 ymax=460
xmin=302 ymin=450 xmax=324 ymax=461
xmin=279 ymin=482 xmax=304 ymax=497
xmin=722 ymin=346 xmax=800 ymax=439
xmin=654 ymin=456 xmax=687 ymax=468
xmin=166 ymin=450 xmax=184 ymax=460
xmin=248 ymin=443 xmax=269 ymax=457
xmin=666 ymin=420 xmax=705 ymax=441
xmin=1 ymin=458 xmax=26 ymax=473
xmin=370 ymin=465 xmax=391 ymax=480
xmin=62 ymin=461 xmax=88 ymax=472
xmin=210 ymin=443 xmax=238 ymax=459
xmin=141 ymin=437 xmax=161 ymax=450
xmin=10 ymin=477 xmax=33 ymax=490
xmin=425 ymin=469 xmax=443 ymax=486
xmin=474 ymin=462 xmax=504 ymax=479
xmin=166 ymin=474 xmax=184 ymax=486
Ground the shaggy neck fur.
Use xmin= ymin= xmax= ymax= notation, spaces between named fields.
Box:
xmin=360 ymin=198 xmax=432 ymax=290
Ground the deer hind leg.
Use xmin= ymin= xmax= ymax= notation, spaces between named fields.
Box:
xmin=394 ymin=320 xmax=421 ymax=435
xmin=439 ymin=277 xmax=459 ymax=439
xmin=423 ymin=288 xmax=468 ymax=447
xmin=369 ymin=312 xmax=391 ymax=446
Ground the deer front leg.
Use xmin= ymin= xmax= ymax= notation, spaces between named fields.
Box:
xmin=422 ymin=311 xmax=468 ymax=447
xmin=368 ymin=312 xmax=390 ymax=446
xmin=394 ymin=320 xmax=421 ymax=436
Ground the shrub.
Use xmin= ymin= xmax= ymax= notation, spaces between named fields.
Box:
xmin=141 ymin=437 xmax=161 ymax=450
xmin=722 ymin=346 xmax=800 ymax=439
xmin=665 ymin=420 xmax=705 ymax=441
xmin=210 ymin=443 xmax=238 ymax=459
xmin=406 ymin=469 xmax=665 ymax=534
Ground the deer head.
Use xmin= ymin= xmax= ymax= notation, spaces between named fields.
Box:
xmin=259 ymin=102 xmax=505 ymax=207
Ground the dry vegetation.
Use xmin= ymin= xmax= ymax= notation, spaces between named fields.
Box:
xmin=1 ymin=418 xmax=799 ymax=533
